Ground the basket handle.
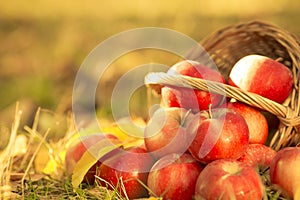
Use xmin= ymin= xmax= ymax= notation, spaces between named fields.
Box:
xmin=145 ymin=72 xmax=300 ymax=127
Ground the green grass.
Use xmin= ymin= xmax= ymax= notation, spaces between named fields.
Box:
xmin=12 ymin=176 xmax=124 ymax=200
xmin=10 ymin=175 xmax=127 ymax=200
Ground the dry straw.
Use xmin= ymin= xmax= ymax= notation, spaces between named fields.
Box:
xmin=145 ymin=21 xmax=300 ymax=151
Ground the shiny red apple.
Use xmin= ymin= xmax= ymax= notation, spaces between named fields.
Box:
xmin=144 ymin=107 xmax=194 ymax=159
xmin=147 ymin=153 xmax=204 ymax=200
xmin=96 ymin=147 xmax=155 ymax=199
xmin=188 ymin=108 xmax=249 ymax=164
xmin=227 ymin=101 xmax=268 ymax=144
xmin=161 ymin=60 xmax=226 ymax=112
xmin=229 ymin=54 xmax=293 ymax=104
xmin=270 ymin=147 xmax=300 ymax=199
xmin=195 ymin=159 xmax=264 ymax=200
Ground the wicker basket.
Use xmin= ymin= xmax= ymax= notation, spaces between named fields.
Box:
xmin=145 ymin=20 xmax=300 ymax=151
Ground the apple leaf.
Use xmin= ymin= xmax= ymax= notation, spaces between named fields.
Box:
xmin=71 ymin=139 xmax=122 ymax=188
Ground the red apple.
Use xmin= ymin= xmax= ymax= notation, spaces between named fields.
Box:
xmin=229 ymin=54 xmax=293 ymax=104
xmin=227 ymin=102 xmax=268 ymax=144
xmin=195 ymin=159 xmax=264 ymax=200
xmin=161 ymin=60 xmax=226 ymax=112
xmin=188 ymin=108 xmax=249 ymax=164
xmin=96 ymin=147 xmax=155 ymax=199
xmin=238 ymin=143 xmax=276 ymax=168
xmin=270 ymin=147 xmax=300 ymax=199
xmin=65 ymin=133 xmax=120 ymax=184
xmin=144 ymin=107 xmax=194 ymax=159
xmin=147 ymin=153 xmax=204 ymax=200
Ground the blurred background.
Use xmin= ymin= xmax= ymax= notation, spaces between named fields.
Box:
xmin=1 ymin=0 xmax=300 ymax=134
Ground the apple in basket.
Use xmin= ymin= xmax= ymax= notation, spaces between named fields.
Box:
xmin=96 ymin=146 xmax=155 ymax=199
xmin=144 ymin=107 xmax=194 ymax=159
xmin=238 ymin=143 xmax=277 ymax=169
xmin=65 ymin=133 xmax=120 ymax=184
xmin=194 ymin=159 xmax=264 ymax=200
xmin=270 ymin=147 xmax=300 ymax=199
xmin=161 ymin=60 xmax=227 ymax=112
xmin=227 ymin=101 xmax=269 ymax=144
xmin=187 ymin=108 xmax=249 ymax=164
xmin=147 ymin=153 xmax=204 ymax=200
xmin=228 ymin=54 xmax=293 ymax=104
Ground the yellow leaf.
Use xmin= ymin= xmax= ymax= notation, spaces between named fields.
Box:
xmin=42 ymin=149 xmax=65 ymax=175
xmin=122 ymin=138 xmax=144 ymax=149
xmin=102 ymin=117 xmax=146 ymax=141
xmin=102 ymin=125 xmax=129 ymax=141
xmin=34 ymin=145 xmax=51 ymax=173
xmin=72 ymin=139 xmax=122 ymax=188
xmin=34 ymin=145 xmax=66 ymax=178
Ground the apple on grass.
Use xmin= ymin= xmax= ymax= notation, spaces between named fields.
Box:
xmin=229 ymin=54 xmax=293 ymax=104
xmin=270 ymin=147 xmax=300 ymax=199
xmin=96 ymin=147 xmax=155 ymax=199
xmin=227 ymin=101 xmax=269 ymax=144
xmin=65 ymin=133 xmax=120 ymax=184
xmin=144 ymin=107 xmax=194 ymax=159
xmin=147 ymin=153 xmax=204 ymax=200
xmin=161 ymin=60 xmax=226 ymax=112
xmin=195 ymin=159 xmax=264 ymax=200
xmin=188 ymin=108 xmax=249 ymax=164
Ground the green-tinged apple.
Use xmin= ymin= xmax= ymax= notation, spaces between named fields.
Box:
xmin=238 ymin=143 xmax=276 ymax=168
xmin=270 ymin=147 xmax=300 ymax=199
xmin=96 ymin=147 xmax=155 ymax=199
xmin=188 ymin=108 xmax=249 ymax=164
xmin=195 ymin=159 xmax=264 ymax=200
xmin=147 ymin=153 xmax=204 ymax=200
xmin=227 ymin=102 xmax=268 ymax=144
xmin=229 ymin=54 xmax=293 ymax=103
xmin=65 ymin=133 xmax=120 ymax=184
xmin=161 ymin=60 xmax=226 ymax=112
xmin=144 ymin=107 xmax=194 ymax=159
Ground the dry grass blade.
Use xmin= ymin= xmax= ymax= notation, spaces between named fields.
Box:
xmin=0 ymin=102 xmax=22 ymax=199
xmin=21 ymin=128 xmax=50 ymax=200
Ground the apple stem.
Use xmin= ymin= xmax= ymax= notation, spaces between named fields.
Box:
xmin=182 ymin=109 xmax=192 ymax=125
xmin=260 ymin=166 xmax=270 ymax=175
xmin=275 ymin=57 xmax=283 ymax=62
xmin=208 ymin=104 xmax=213 ymax=119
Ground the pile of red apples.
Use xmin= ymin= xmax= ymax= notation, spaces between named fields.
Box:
xmin=66 ymin=55 xmax=300 ymax=200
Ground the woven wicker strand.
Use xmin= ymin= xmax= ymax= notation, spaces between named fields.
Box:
xmin=145 ymin=21 xmax=300 ymax=151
